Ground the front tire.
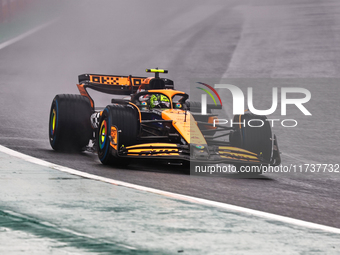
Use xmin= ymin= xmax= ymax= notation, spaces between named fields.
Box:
xmin=230 ymin=112 xmax=273 ymax=161
xmin=97 ymin=104 xmax=139 ymax=165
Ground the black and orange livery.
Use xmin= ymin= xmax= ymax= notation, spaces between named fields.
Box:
xmin=49 ymin=69 xmax=281 ymax=173
xmin=77 ymin=71 xmax=174 ymax=108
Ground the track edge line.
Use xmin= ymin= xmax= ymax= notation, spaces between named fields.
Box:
xmin=0 ymin=144 xmax=339 ymax=235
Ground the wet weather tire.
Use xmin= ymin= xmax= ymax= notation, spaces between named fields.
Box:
xmin=49 ymin=94 xmax=93 ymax=152
xmin=230 ymin=112 xmax=273 ymax=161
xmin=97 ymin=104 xmax=139 ymax=165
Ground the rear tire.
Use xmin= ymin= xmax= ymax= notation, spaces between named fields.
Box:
xmin=49 ymin=94 xmax=93 ymax=152
xmin=97 ymin=104 xmax=139 ymax=166
xmin=230 ymin=112 xmax=273 ymax=176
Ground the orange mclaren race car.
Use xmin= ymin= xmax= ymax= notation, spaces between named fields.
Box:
xmin=49 ymin=69 xmax=281 ymax=172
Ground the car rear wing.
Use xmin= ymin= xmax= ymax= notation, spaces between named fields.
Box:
xmin=78 ymin=74 xmax=147 ymax=95
xmin=77 ymin=73 xmax=174 ymax=108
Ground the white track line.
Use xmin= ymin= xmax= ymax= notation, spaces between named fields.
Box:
xmin=1 ymin=144 xmax=340 ymax=235
xmin=0 ymin=19 xmax=58 ymax=50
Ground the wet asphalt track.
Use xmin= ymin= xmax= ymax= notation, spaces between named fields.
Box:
xmin=0 ymin=0 xmax=340 ymax=228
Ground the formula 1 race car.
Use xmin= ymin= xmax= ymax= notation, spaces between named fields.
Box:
xmin=49 ymin=69 xmax=281 ymax=172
